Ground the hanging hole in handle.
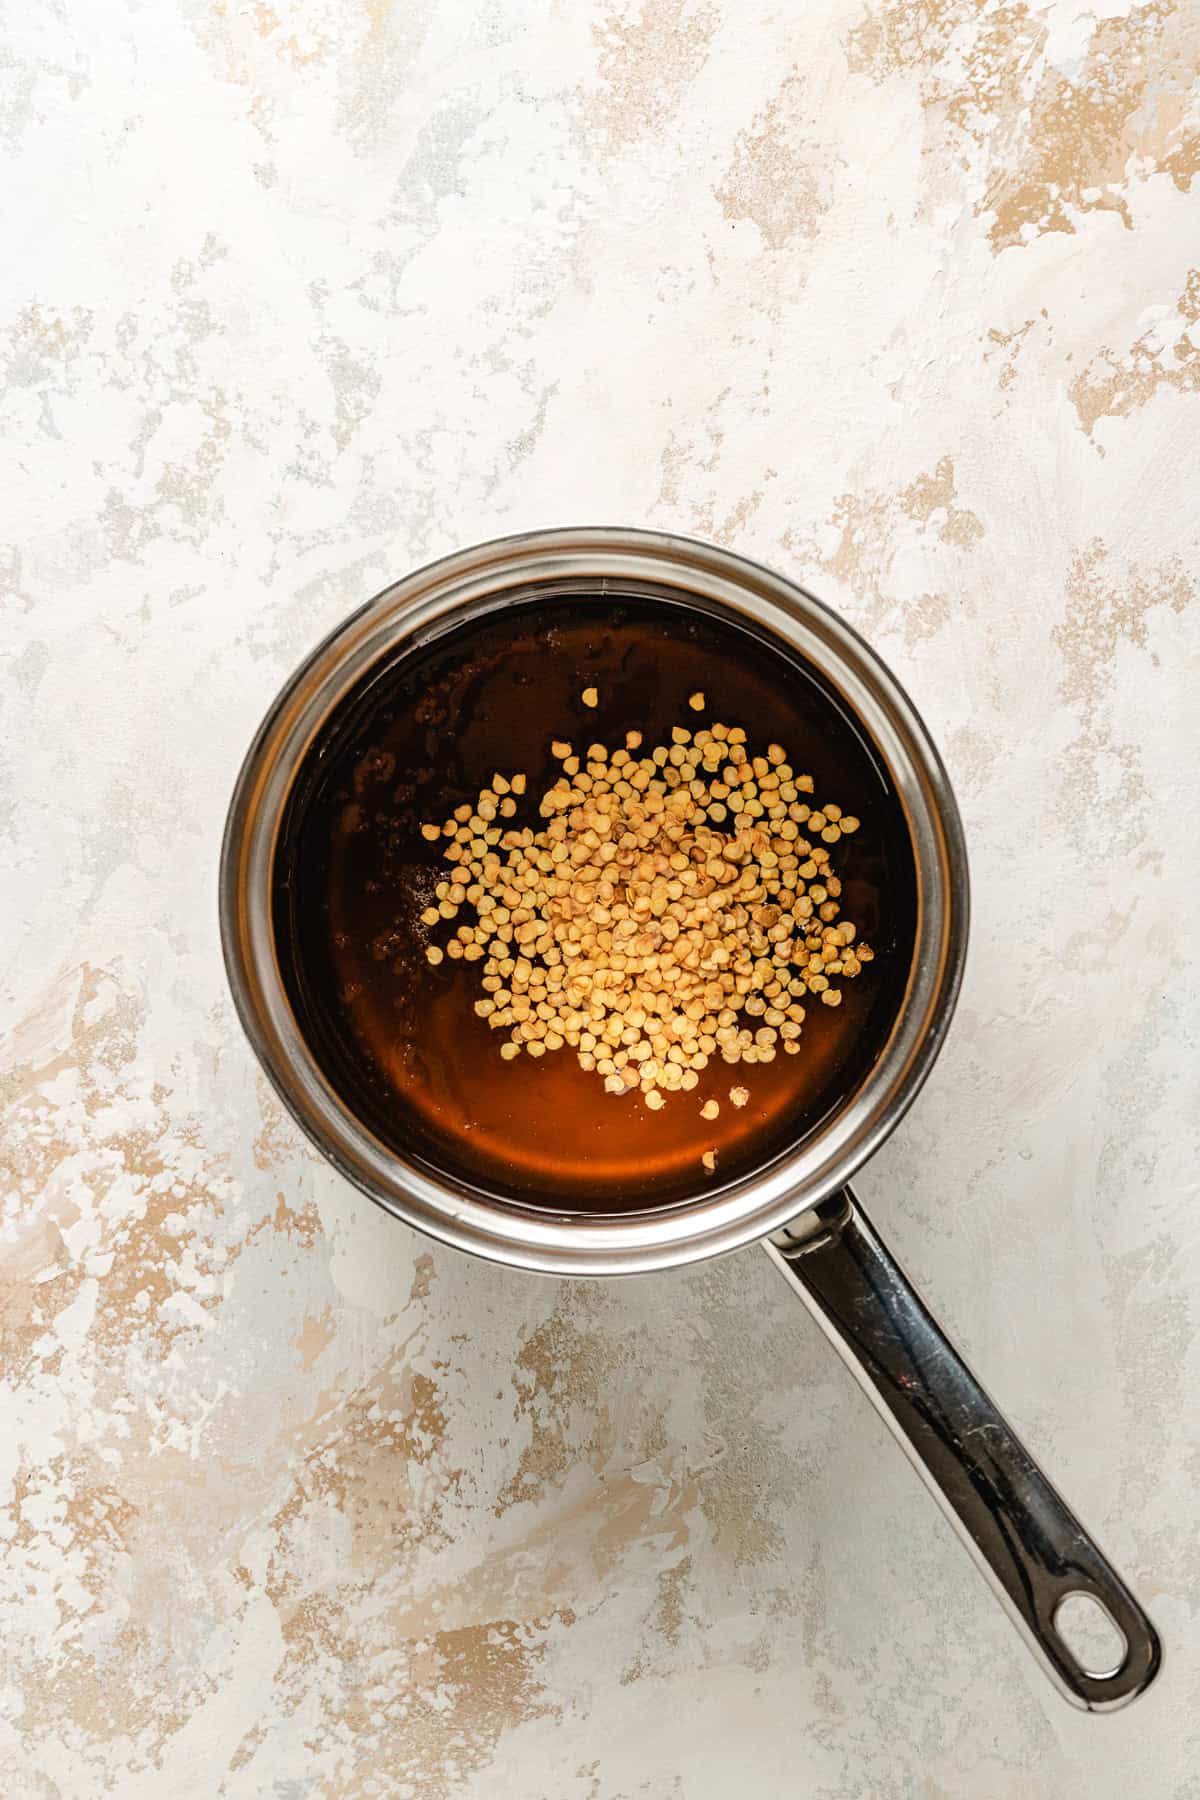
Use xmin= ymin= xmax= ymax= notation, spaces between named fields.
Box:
xmin=1053 ymin=1593 xmax=1129 ymax=1680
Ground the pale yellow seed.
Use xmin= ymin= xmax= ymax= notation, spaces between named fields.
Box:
xmin=702 ymin=1149 xmax=718 ymax=1173
xmin=730 ymin=1086 xmax=750 ymax=1108
xmin=840 ymin=815 xmax=859 ymax=833
xmin=425 ymin=945 xmax=444 ymax=965
xmin=419 ymin=724 xmax=868 ymax=1090
xmin=821 ymin=988 xmax=843 ymax=1007
xmin=645 ymin=1088 xmax=665 ymax=1110
xmin=689 ymin=691 xmax=705 ymax=711
xmin=421 ymin=823 xmax=441 ymax=841
xmin=701 ymin=1098 xmax=720 ymax=1121
xmin=582 ymin=686 xmax=599 ymax=708
xmin=500 ymin=1041 xmax=520 ymax=1060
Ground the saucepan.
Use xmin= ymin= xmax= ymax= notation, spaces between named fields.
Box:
xmin=220 ymin=527 xmax=1160 ymax=1709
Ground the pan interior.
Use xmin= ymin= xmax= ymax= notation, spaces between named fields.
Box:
xmin=271 ymin=586 xmax=918 ymax=1216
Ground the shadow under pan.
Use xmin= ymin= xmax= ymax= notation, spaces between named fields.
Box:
xmin=272 ymin=588 xmax=918 ymax=1215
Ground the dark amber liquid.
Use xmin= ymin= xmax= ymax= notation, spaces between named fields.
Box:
xmin=274 ymin=588 xmax=917 ymax=1214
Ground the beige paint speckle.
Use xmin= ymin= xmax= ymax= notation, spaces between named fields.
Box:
xmin=589 ymin=0 xmax=717 ymax=147
xmin=985 ymin=0 xmax=1200 ymax=252
xmin=901 ymin=456 xmax=985 ymax=547
xmin=1070 ymin=267 xmax=1200 ymax=443
xmin=1055 ymin=540 xmax=1192 ymax=707
xmin=715 ymin=71 xmax=828 ymax=249
xmin=847 ymin=0 xmax=1200 ymax=249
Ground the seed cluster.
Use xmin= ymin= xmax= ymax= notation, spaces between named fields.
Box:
xmin=418 ymin=717 xmax=872 ymax=1110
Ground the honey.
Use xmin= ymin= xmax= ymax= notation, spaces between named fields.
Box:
xmin=273 ymin=590 xmax=917 ymax=1213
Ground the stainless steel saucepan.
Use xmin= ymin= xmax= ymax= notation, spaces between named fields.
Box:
xmin=220 ymin=527 xmax=1160 ymax=1709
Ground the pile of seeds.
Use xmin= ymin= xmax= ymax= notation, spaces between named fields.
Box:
xmin=417 ymin=702 xmax=872 ymax=1111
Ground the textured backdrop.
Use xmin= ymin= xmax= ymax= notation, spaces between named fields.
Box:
xmin=2 ymin=1 xmax=1199 ymax=1794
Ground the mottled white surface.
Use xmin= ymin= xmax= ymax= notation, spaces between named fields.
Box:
xmin=3 ymin=0 xmax=1200 ymax=1794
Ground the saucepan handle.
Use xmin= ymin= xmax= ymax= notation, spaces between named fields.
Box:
xmin=763 ymin=1187 xmax=1161 ymax=1709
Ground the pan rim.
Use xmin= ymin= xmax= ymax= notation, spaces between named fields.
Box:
xmin=219 ymin=527 xmax=969 ymax=1275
